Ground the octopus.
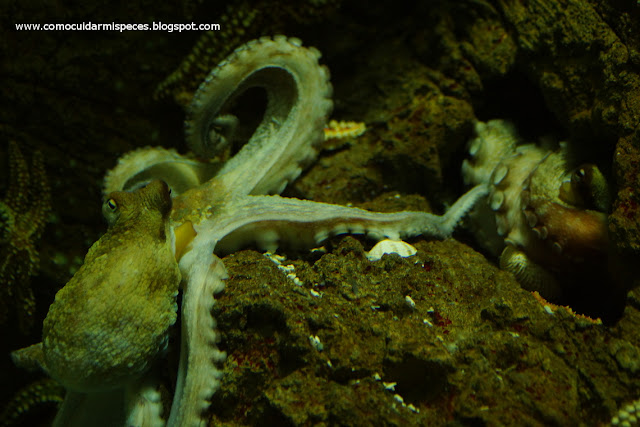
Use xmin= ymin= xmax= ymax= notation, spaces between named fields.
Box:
xmin=43 ymin=180 xmax=180 ymax=393
xmin=13 ymin=180 xmax=180 ymax=425
xmin=13 ymin=36 xmax=488 ymax=426
xmin=461 ymin=119 xmax=613 ymax=307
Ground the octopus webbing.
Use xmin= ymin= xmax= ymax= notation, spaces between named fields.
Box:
xmin=462 ymin=119 xmax=611 ymax=302
xmin=13 ymin=36 xmax=487 ymax=426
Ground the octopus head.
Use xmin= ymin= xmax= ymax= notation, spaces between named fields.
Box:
xmin=102 ymin=179 xmax=172 ymax=235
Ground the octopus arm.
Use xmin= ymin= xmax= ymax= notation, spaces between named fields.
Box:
xmin=500 ymin=245 xmax=562 ymax=300
xmin=185 ymin=36 xmax=333 ymax=198
xmin=168 ymin=250 xmax=228 ymax=427
xmin=190 ymin=185 xmax=488 ymax=254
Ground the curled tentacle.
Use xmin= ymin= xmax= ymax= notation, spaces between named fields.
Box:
xmin=103 ymin=147 xmax=219 ymax=196
xmin=105 ymin=36 xmax=334 ymax=202
xmin=185 ymin=35 xmax=333 ymax=196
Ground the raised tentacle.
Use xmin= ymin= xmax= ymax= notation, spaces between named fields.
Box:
xmin=185 ymin=35 xmax=333 ymax=197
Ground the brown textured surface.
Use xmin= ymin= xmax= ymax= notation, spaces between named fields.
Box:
xmin=209 ymin=237 xmax=640 ymax=425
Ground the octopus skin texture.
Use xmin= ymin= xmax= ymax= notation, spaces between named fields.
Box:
xmin=42 ymin=180 xmax=181 ymax=393
xmin=462 ymin=120 xmax=613 ymax=308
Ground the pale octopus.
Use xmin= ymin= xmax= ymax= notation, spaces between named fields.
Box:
xmin=13 ymin=36 xmax=488 ymax=426
xmin=462 ymin=119 xmax=612 ymax=302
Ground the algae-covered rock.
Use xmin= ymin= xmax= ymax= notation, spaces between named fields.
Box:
xmin=208 ymin=236 xmax=640 ymax=425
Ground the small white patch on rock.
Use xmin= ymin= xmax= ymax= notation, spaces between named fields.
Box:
xmin=366 ymin=239 xmax=417 ymax=261
xmin=309 ymin=335 xmax=323 ymax=351
xmin=405 ymin=295 xmax=416 ymax=309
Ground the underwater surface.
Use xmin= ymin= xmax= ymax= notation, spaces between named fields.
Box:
xmin=1 ymin=0 xmax=640 ymax=425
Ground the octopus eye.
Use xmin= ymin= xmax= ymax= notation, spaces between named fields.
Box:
xmin=572 ymin=168 xmax=587 ymax=183
xmin=560 ymin=164 xmax=611 ymax=212
xmin=102 ymin=198 xmax=121 ymax=226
